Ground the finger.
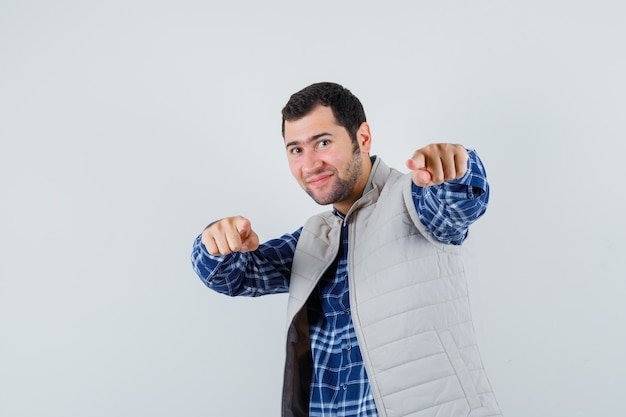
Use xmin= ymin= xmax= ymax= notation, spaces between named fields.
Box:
xmin=203 ymin=227 xmax=233 ymax=256
xmin=406 ymin=152 xmax=426 ymax=171
xmin=440 ymin=144 xmax=468 ymax=180
xmin=201 ymin=230 xmax=221 ymax=256
xmin=241 ymin=230 xmax=260 ymax=252
xmin=454 ymin=150 xmax=469 ymax=179
xmin=426 ymin=154 xmax=445 ymax=184
xmin=235 ymin=217 xmax=253 ymax=252
xmin=236 ymin=217 xmax=252 ymax=239
xmin=224 ymin=226 xmax=244 ymax=253
xmin=407 ymin=153 xmax=433 ymax=186
xmin=440 ymin=151 xmax=458 ymax=182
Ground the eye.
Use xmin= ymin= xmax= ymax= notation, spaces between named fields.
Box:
xmin=317 ymin=139 xmax=330 ymax=149
xmin=289 ymin=147 xmax=302 ymax=155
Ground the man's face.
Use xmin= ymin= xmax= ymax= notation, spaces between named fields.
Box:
xmin=284 ymin=105 xmax=372 ymax=214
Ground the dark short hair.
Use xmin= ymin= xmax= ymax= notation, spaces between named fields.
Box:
xmin=281 ymin=82 xmax=367 ymax=144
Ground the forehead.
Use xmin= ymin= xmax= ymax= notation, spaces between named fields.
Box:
xmin=283 ymin=105 xmax=342 ymax=142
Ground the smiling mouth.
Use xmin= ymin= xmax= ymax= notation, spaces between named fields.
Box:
xmin=305 ymin=173 xmax=333 ymax=186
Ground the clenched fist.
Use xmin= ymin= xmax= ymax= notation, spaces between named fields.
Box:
xmin=201 ymin=216 xmax=259 ymax=256
xmin=406 ymin=143 xmax=469 ymax=187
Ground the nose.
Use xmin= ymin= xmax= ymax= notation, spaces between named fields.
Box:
xmin=302 ymin=151 xmax=322 ymax=174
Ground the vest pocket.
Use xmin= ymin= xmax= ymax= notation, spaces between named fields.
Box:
xmin=437 ymin=330 xmax=482 ymax=410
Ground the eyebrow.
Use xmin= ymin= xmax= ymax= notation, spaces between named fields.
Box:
xmin=285 ymin=132 xmax=332 ymax=149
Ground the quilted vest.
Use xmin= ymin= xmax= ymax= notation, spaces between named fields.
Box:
xmin=281 ymin=158 xmax=502 ymax=417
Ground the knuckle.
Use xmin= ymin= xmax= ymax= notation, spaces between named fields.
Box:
xmin=432 ymin=174 xmax=444 ymax=184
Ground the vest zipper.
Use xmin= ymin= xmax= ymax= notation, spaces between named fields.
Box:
xmin=346 ymin=216 xmax=387 ymax=417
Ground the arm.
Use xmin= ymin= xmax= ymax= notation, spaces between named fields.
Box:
xmin=407 ymin=145 xmax=489 ymax=245
xmin=190 ymin=216 xmax=302 ymax=297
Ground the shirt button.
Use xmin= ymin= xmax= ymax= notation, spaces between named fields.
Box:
xmin=344 ymin=309 xmax=350 ymax=315
xmin=346 ymin=344 xmax=352 ymax=350
xmin=342 ymin=384 xmax=348 ymax=390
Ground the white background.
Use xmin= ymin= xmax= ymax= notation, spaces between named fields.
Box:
xmin=1 ymin=1 xmax=625 ymax=416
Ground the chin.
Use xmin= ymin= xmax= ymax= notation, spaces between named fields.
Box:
xmin=305 ymin=190 xmax=332 ymax=206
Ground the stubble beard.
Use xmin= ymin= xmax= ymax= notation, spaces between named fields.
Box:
xmin=305 ymin=151 xmax=363 ymax=207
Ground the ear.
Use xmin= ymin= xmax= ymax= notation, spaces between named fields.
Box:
xmin=356 ymin=122 xmax=372 ymax=153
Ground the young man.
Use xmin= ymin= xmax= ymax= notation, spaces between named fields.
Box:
xmin=191 ymin=82 xmax=502 ymax=417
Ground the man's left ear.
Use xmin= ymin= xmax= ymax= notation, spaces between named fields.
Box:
xmin=356 ymin=122 xmax=372 ymax=153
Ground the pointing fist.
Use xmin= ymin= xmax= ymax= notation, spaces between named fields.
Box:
xmin=406 ymin=143 xmax=468 ymax=187
xmin=201 ymin=216 xmax=260 ymax=256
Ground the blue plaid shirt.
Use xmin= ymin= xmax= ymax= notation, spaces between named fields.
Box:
xmin=191 ymin=150 xmax=489 ymax=416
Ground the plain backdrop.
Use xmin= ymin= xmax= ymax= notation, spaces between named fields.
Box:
xmin=1 ymin=1 xmax=625 ymax=416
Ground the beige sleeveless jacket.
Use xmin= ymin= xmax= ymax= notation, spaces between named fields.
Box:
xmin=282 ymin=158 xmax=502 ymax=417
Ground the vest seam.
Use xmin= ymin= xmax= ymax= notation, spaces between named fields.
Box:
xmin=381 ymin=376 xmax=468 ymax=409
xmin=381 ymin=372 xmax=459 ymax=396
xmin=364 ymin=320 xmax=475 ymax=352
xmin=375 ymin=351 xmax=449 ymax=373
xmin=359 ymin=294 xmax=471 ymax=327
xmin=357 ymin=270 xmax=466 ymax=303
xmin=364 ymin=320 xmax=476 ymax=353
xmin=357 ymin=235 xmax=440 ymax=265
